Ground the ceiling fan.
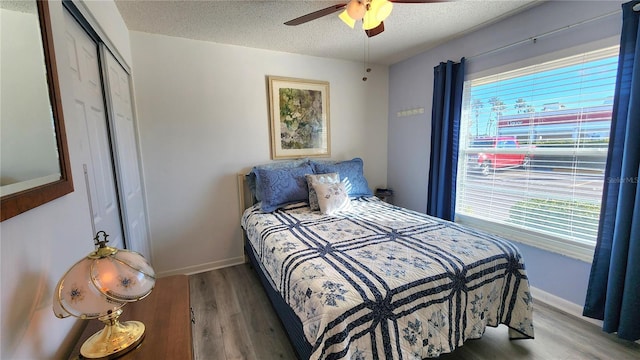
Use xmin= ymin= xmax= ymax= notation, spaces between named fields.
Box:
xmin=284 ymin=0 xmax=445 ymax=38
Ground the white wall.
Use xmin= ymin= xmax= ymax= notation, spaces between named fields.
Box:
xmin=0 ymin=1 xmax=131 ymax=359
xmin=387 ymin=1 xmax=622 ymax=307
xmin=130 ymin=32 xmax=389 ymax=276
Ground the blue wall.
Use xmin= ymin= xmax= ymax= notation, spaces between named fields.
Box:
xmin=387 ymin=1 xmax=622 ymax=306
xmin=516 ymin=242 xmax=592 ymax=305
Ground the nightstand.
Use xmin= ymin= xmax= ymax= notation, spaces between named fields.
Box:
xmin=69 ymin=275 xmax=194 ymax=360
xmin=375 ymin=188 xmax=394 ymax=204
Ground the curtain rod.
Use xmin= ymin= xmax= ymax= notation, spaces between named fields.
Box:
xmin=468 ymin=9 xmax=622 ymax=61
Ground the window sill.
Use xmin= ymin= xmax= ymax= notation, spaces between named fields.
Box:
xmin=455 ymin=214 xmax=595 ymax=263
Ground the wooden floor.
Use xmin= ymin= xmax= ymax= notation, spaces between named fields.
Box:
xmin=189 ymin=264 xmax=640 ymax=360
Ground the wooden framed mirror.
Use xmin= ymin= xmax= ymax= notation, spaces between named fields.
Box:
xmin=1 ymin=0 xmax=73 ymax=221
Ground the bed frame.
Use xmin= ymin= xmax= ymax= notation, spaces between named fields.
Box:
xmin=237 ymin=173 xmax=312 ymax=359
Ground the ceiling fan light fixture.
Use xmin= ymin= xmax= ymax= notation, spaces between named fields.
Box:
xmin=346 ymin=0 xmax=367 ymax=20
xmin=362 ymin=10 xmax=382 ymax=31
xmin=375 ymin=0 xmax=393 ymax=21
xmin=339 ymin=10 xmax=357 ymax=28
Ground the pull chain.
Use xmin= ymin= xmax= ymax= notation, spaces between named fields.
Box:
xmin=363 ymin=37 xmax=371 ymax=81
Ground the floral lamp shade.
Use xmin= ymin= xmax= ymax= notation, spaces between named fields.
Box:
xmin=53 ymin=231 xmax=155 ymax=359
xmin=53 ymin=256 xmax=126 ymax=319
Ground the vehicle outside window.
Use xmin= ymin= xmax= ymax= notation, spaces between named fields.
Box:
xmin=470 ymin=136 xmax=532 ymax=176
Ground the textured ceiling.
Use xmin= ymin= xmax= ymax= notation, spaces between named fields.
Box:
xmin=115 ymin=0 xmax=542 ymax=65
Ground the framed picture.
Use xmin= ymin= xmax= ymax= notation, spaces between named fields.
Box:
xmin=267 ymin=76 xmax=330 ymax=159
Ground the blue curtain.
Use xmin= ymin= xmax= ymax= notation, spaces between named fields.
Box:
xmin=583 ymin=1 xmax=640 ymax=342
xmin=427 ymin=58 xmax=465 ymax=221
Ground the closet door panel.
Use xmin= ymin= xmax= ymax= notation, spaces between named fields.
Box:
xmin=64 ymin=10 xmax=124 ymax=248
xmin=102 ymin=47 xmax=152 ymax=261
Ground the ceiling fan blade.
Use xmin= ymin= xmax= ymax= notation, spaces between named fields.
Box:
xmin=365 ymin=22 xmax=385 ymax=37
xmin=284 ymin=4 xmax=347 ymax=26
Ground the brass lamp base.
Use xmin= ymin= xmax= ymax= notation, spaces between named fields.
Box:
xmin=80 ymin=310 xmax=146 ymax=359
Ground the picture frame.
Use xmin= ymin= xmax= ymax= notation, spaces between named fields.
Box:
xmin=267 ymin=76 xmax=330 ymax=159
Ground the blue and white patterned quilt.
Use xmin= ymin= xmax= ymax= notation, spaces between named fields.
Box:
xmin=241 ymin=197 xmax=534 ymax=359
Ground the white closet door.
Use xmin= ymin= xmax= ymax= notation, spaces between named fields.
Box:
xmin=101 ymin=47 xmax=152 ymax=261
xmin=64 ymin=11 xmax=124 ymax=249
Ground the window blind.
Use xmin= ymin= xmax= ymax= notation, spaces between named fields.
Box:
xmin=455 ymin=46 xmax=619 ymax=256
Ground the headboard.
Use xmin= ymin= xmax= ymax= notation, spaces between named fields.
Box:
xmin=237 ymin=172 xmax=255 ymax=263
xmin=237 ymin=172 xmax=254 ymax=222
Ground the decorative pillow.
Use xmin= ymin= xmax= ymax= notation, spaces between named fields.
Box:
xmin=312 ymin=182 xmax=352 ymax=215
xmin=247 ymin=159 xmax=309 ymax=201
xmin=305 ymin=173 xmax=340 ymax=211
xmin=311 ymin=158 xmax=373 ymax=197
xmin=254 ymin=163 xmax=314 ymax=212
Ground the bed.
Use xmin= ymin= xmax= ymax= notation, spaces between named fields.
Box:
xmin=239 ymin=158 xmax=534 ymax=359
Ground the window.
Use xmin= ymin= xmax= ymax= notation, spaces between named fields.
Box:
xmin=455 ymin=46 xmax=619 ymax=261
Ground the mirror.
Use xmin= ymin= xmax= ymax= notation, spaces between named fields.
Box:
xmin=0 ymin=0 xmax=73 ymax=221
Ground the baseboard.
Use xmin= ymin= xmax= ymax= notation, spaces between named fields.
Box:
xmin=530 ymin=286 xmax=603 ymax=327
xmin=155 ymin=256 xmax=246 ymax=277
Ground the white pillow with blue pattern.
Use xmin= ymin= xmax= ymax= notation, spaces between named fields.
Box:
xmin=305 ymin=173 xmax=340 ymax=211
xmin=312 ymin=181 xmax=352 ymax=215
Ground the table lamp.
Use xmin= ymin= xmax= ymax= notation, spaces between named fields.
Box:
xmin=53 ymin=231 xmax=155 ymax=359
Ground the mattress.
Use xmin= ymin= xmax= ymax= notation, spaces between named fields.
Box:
xmin=241 ymin=196 xmax=534 ymax=359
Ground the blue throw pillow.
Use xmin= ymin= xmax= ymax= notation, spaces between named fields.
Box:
xmin=254 ymin=163 xmax=314 ymax=212
xmin=247 ymin=159 xmax=309 ymax=201
xmin=311 ymin=158 xmax=373 ymax=197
